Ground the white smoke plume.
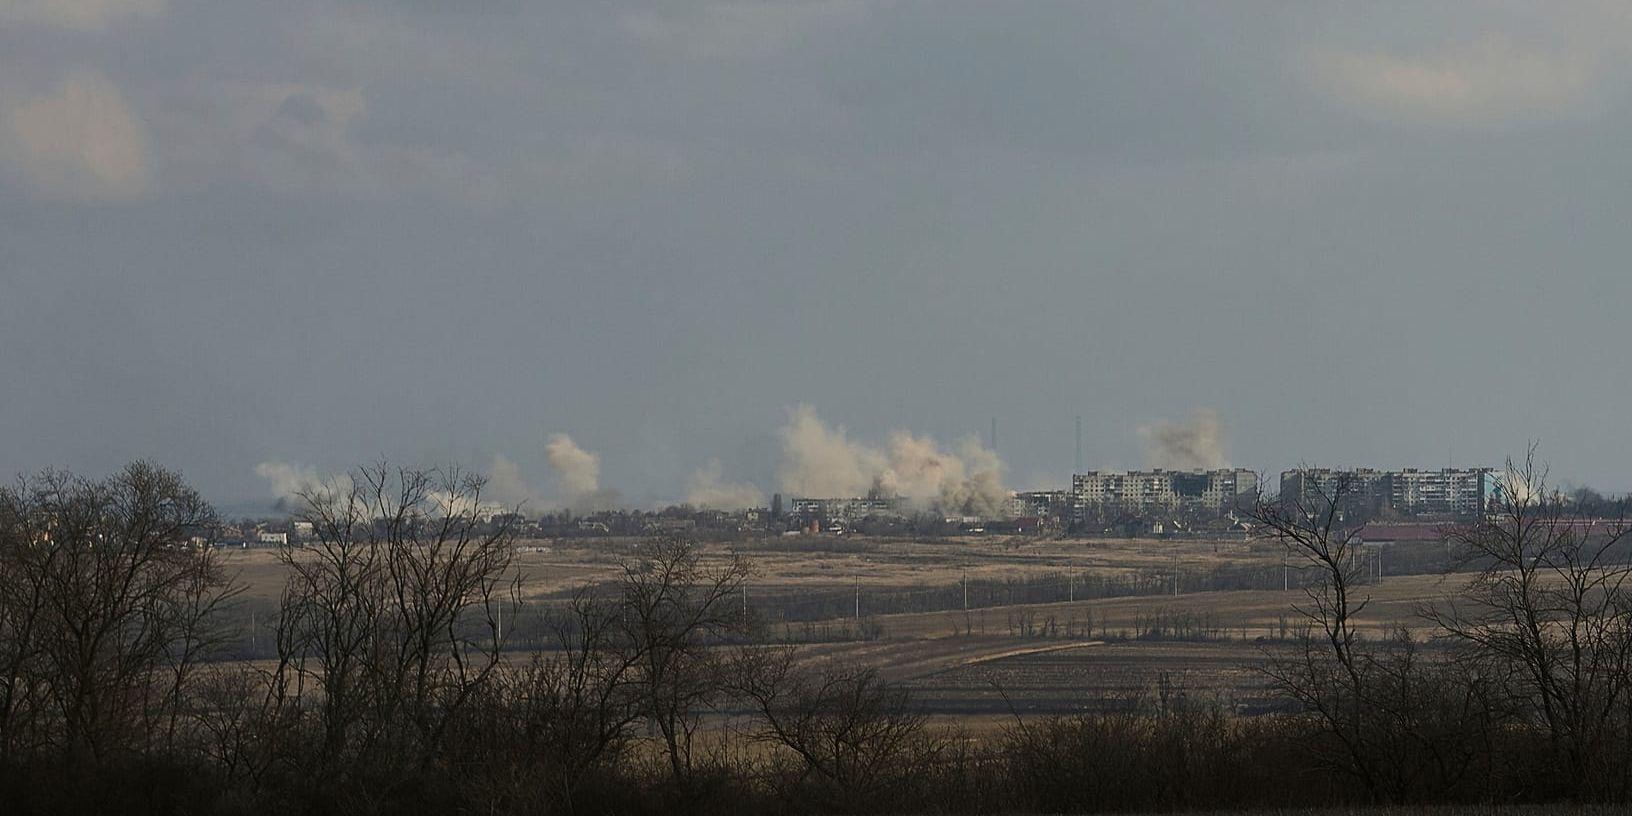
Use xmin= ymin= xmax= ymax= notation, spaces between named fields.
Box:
xmin=484 ymin=453 xmax=541 ymax=509
xmin=878 ymin=431 xmax=953 ymax=499
xmin=257 ymin=460 xmax=514 ymax=518
xmin=685 ymin=459 xmax=765 ymax=511
xmin=546 ymin=433 xmax=600 ymax=496
xmin=422 ymin=487 xmax=507 ymax=520
xmin=1140 ymin=408 xmax=1228 ymax=471
xmin=546 ymin=433 xmax=621 ymax=511
xmin=254 ymin=460 xmax=352 ymax=508
xmin=1497 ymin=465 xmax=1539 ymax=506
xmin=776 ymin=404 xmax=1011 ymax=515
xmin=941 ymin=436 xmax=1009 ymax=518
xmin=776 ymin=404 xmax=884 ymax=499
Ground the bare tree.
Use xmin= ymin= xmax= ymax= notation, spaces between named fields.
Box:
xmin=0 ymin=462 xmax=238 ymax=769
xmin=1247 ymin=469 xmax=1382 ymax=796
xmin=614 ymin=535 xmax=749 ymax=789
xmin=273 ymin=463 xmax=519 ymax=790
xmin=490 ymin=589 xmax=648 ymax=807
xmin=734 ymin=651 xmax=930 ymax=813
xmin=1426 ymin=447 xmax=1632 ymax=797
xmin=445 ymin=540 xmax=754 ymax=810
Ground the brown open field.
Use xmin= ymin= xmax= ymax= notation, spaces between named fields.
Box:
xmin=218 ymin=535 xmax=1468 ymax=719
xmin=218 ymin=534 xmax=1300 ymax=601
xmin=779 ymin=636 xmax=1287 ymax=720
xmin=869 ymin=571 xmax=1458 ymax=641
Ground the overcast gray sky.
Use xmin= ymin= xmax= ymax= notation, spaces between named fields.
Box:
xmin=4 ymin=1 xmax=1631 ymax=511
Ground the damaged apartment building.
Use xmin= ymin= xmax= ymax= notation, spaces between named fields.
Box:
xmin=1070 ymin=468 xmax=1260 ymax=525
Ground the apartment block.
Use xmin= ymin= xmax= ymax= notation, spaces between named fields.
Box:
xmin=1071 ymin=469 xmax=1259 ymax=521
xmin=1278 ymin=467 xmax=1492 ymax=519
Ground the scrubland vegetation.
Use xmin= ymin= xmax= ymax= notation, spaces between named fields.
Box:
xmin=2 ymin=455 xmax=1631 ymax=814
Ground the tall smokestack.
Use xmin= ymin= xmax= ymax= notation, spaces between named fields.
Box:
xmin=1075 ymin=416 xmax=1082 ymax=473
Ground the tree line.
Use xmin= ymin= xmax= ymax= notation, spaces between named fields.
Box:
xmin=2 ymin=452 xmax=1632 ymax=813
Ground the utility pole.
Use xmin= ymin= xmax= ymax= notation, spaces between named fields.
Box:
xmin=962 ymin=568 xmax=969 ymax=610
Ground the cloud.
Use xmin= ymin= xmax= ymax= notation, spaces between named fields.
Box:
xmin=148 ymin=80 xmax=502 ymax=203
xmin=3 ymin=71 xmax=152 ymax=199
xmin=290 ymin=3 xmax=525 ymax=89
xmin=0 ymin=0 xmax=165 ymax=30
xmin=1311 ymin=35 xmax=1595 ymax=125
xmin=619 ymin=1 xmax=868 ymax=61
xmin=685 ymin=459 xmax=764 ymax=510
xmin=258 ymin=87 xmax=366 ymax=164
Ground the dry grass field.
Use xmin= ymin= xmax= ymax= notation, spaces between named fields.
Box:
xmin=870 ymin=571 xmax=1458 ymax=640
xmin=217 ymin=533 xmax=1296 ymax=600
xmin=217 ymin=534 xmax=1470 ymax=719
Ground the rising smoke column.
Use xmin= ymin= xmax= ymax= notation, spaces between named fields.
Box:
xmin=939 ymin=436 xmax=1009 ymax=517
xmin=685 ymin=459 xmax=765 ymax=511
xmin=546 ymin=433 xmax=621 ymax=511
xmin=876 ymin=431 xmax=1009 ymax=515
xmin=878 ymin=431 xmax=958 ymax=500
xmin=257 ymin=459 xmax=519 ymax=518
xmin=546 ymin=433 xmax=600 ymax=495
xmin=1140 ymin=408 xmax=1227 ymax=470
xmin=484 ymin=453 xmax=542 ymax=508
xmin=775 ymin=404 xmax=1012 ymax=514
xmin=253 ymin=460 xmax=352 ymax=510
xmin=775 ymin=404 xmax=884 ymax=498
xmin=258 ymin=437 xmax=615 ymax=516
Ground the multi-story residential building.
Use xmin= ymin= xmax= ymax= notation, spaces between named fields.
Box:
xmin=1200 ymin=469 xmax=1258 ymax=511
xmin=1387 ymin=468 xmax=1492 ymax=517
xmin=1071 ymin=469 xmax=1259 ymax=521
xmin=1278 ymin=467 xmax=1493 ymax=519
xmin=788 ymin=496 xmax=904 ymax=527
xmin=1277 ymin=468 xmax=1390 ymax=516
xmin=1009 ymin=490 xmax=1071 ymax=522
